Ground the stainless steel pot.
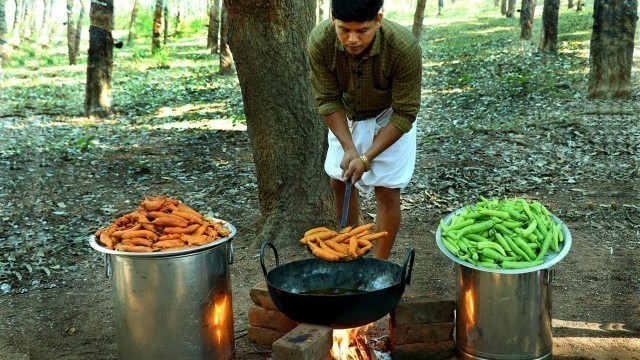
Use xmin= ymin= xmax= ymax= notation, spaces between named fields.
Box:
xmin=436 ymin=210 xmax=572 ymax=360
xmin=90 ymin=220 xmax=236 ymax=360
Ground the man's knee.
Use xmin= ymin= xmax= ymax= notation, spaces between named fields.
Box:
xmin=375 ymin=187 xmax=400 ymax=207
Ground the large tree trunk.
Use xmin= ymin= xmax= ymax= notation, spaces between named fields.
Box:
xmin=74 ymin=0 xmax=85 ymax=60
xmin=10 ymin=0 xmax=23 ymax=45
xmin=218 ymin=1 xmax=232 ymax=74
xmin=21 ymin=0 xmax=33 ymax=41
xmin=66 ymin=0 xmax=77 ymax=64
xmin=127 ymin=0 xmax=139 ymax=45
xmin=538 ymin=0 xmax=558 ymax=53
xmin=520 ymin=0 xmax=536 ymax=39
xmin=226 ymin=0 xmax=334 ymax=246
xmin=207 ymin=0 xmax=220 ymax=52
xmin=506 ymin=0 xmax=517 ymax=17
xmin=0 ymin=0 xmax=7 ymax=66
xmin=85 ymin=0 xmax=114 ymax=117
xmin=438 ymin=0 xmax=444 ymax=15
xmin=501 ymin=0 xmax=507 ymax=15
xmin=568 ymin=0 xmax=574 ymax=8
xmin=412 ymin=0 xmax=427 ymax=38
xmin=152 ymin=0 xmax=162 ymax=54
xmin=576 ymin=0 xmax=583 ymax=11
xmin=588 ymin=0 xmax=638 ymax=98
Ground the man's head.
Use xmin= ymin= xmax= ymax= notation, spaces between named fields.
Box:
xmin=331 ymin=0 xmax=383 ymax=56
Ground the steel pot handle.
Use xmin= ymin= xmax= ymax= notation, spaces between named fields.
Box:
xmin=227 ymin=238 xmax=234 ymax=265
xmin=104 ymin=254 xmax=112 ymax=279
xmin=401 ymin=249 xmax=415 ymax=286
xmin=260 ymin=242 xmax=279 ymax=277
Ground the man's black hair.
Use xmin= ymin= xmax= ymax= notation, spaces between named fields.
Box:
xmin=331 ymin=0 xmax=383 ymax=22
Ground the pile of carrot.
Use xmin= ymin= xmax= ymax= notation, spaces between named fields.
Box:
xmin=94 ymin=195 xmax=232 ymax=253
xmin=299 ymin=223 xmax=387 ymax=261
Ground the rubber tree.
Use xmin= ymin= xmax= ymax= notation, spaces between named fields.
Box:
xmin=84 ymin=0 xmax=114 ymax=117
xmin=412 ymin=0 xmax=427 ymax=38
xmin=207 ymin=0 xmax=220 ymax=52
xmin=0 ymin=0 xmax=7 ymax=66
xmin=538 ymin=0 xmax=559 ymax=53
xmin=520 ymin=0 xmax=536 ymax=39
xmin=588 ymin=0 xmax=638 ymax=98
xmin=225 ymin=0 xmax=335 ymax=246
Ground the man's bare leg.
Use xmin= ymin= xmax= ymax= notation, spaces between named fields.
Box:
xmin=329 ymin=178 xmax=360 ymax=228
xmin=373 ymin=186 xmax=401 ymax=259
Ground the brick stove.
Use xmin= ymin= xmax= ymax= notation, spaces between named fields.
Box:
xmin=248 ymin=282 xmax=456 ymax=360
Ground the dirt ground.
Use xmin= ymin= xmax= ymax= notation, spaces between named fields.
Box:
xmin=1 ymin=92 xmax=639 ymax=360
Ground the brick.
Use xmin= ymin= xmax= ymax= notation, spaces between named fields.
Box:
xmin=392 ymin=340 xmax=455 ymax=360
xmin=250 ymin=281 xmax=278 ymax=310
xmin=390 ymin=322 xmax=454 ymax=345
xmin=247 ymin=325 xmax=287 ymax=347
xmin=391 ymin=295 xmax=455 ymax=326
xmin=248 ymin=305 xmax=298 ymax=333
xmin=272 ymin=324 xmax=333 ymax=360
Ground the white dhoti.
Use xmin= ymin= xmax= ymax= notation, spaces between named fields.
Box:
xmin=324 ymin=108 xmax=417 ymax=194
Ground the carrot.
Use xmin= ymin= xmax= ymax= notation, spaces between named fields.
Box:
xmin=356 ymin=244 xmax=372 ymax=256
xmin=348 ymin=223 xmax=376 ymax=237
xmin=304 ymin=227 xmax=332 ymax=237
xmin=153 ymin=239 xmax=186 ymax=248
xmin=356 ymin=238 xmax=372 ymax=248
xmin=121 ymin=238 xmax=153 ymax=247
xmin=171 ymin=211 xmax=204 ymax=225
xmin=325 ymin=240 xmax=349 ymax=255
xmin=152 ymin=216 xmax=189 ymax=228
xmin=112 ymin=223 xmax=142 ymax=238
xmin=300 ymin=230 xmax=337 ymax=244
xmin=175 ymin=203 xmax=205 ymax=219
xmin=141 ymin=197 xmax=164 ymax=212
xmin=181 ymin=234 xmax=214 ymax=246
xmin=358 ymin=231 xmax=388 ymax=242
xmin=121 ymin=230 xmax=159 ymax=241
xmin=317 ymin=237 xmax=348 ymax=259
xmin=308 ymin=241 xmax=340 ymax=261
xmin=115 ymin=244 xmax=155 ymax=253
xmin=137 ymin=211 xmax=156 ymax=232
xmin=340 ymin=226 xmax=353 ymax=234
xmin=158 ymin=233 xmax=182 ymax=241
xmin=349 ymin=236 xmax=358 ymax=257
xmin=163 ymin=223 xmax=200 ymax=234
xmin=193 ymin=222 xmax=209 ymax=236
xmin=204 ymin=227 xmax=219 ymax=238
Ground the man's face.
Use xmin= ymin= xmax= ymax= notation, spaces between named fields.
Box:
xmin=333 ymin=13 xmax=382 ymax=56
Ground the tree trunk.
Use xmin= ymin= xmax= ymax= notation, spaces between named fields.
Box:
xmin=85 ymin=0 xmax=114 ymax=117
xmin=207 ymin=0 xmax=220 ymax=52
xmin=11 ymin=0 xmax=23 ymax=45
xmin=412 ymin=0 xmax=427 ymax=38
xmin=588 ymin=0 xmax=638 ymax=98
xmin=218 ymin=1 xmax=232 ymax=74
xmin=0 ymin=0 xmax=7 ymax=66
xmin=438 ymin=0 xmax=444 ymax=15
xmin=174 ymin=0 xmax=182 ymax=35
xmin=226 ymin=0 xmax=334 ymax=246
xmin=74 ymin=0 xmax=85 ymax=60
xmin=568 ymin=0 xmax=574 ymax=8
xmin=576 ymin=0 xmax=583 ymax=11
xmin=506 ymin=0 xmax=517 ymax=17
xmin=501 ymin=0 xmax=507 ymax=15
xmin=152 ymin=0 xmax=162 ymax=54
xmin=163 ymin=0 xmax=169 ymax=45
xmin=21 ymin=0 xmax=33 ymax=41
xmin=538 ymin=0 xmax=558 ymax=53
xmin=520 ymin=0 xmax=536 ymax=39
xmin=127 ymin=0 xmax=139 ymax=45
xmin=67 ymin=0 xmax=77 ymax=64
xmin=38 ymin=0 xmax=54 ymax=47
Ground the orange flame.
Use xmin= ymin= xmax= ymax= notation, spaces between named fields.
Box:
xmin=331 ymin=323 xmax=373 ymax=360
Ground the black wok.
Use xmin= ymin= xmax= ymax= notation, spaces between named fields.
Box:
xmin=260 ymin=242 xmax=415 ymax=329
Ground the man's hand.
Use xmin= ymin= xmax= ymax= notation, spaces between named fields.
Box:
xmin=342 ymin=150 xmax=366 ymax=183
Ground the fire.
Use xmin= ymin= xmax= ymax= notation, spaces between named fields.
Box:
xmin=331 ymin=323 xmax=373 ymax=360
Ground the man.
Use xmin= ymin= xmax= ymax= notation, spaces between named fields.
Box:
xmin=308 ymin=0 xmax=422 ymax=259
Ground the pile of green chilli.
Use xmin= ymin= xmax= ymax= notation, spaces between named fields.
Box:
xmin=440 ymin=197 xmax=565 ymax=270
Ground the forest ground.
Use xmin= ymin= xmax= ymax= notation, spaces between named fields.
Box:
xmin=0 ymin=3 xmax=639 ymax=360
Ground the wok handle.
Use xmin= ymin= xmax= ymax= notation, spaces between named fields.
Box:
xmin=402 ymin=249 xmax=415 ymax=286
xmin=259 ymin=241 xmax=279 ymax=277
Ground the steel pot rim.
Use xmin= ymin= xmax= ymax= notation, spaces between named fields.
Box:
xmin=436 ymin=209 xmax=572 ymax=274
xmin=89 ymin=218 xmax=236 ymax=258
